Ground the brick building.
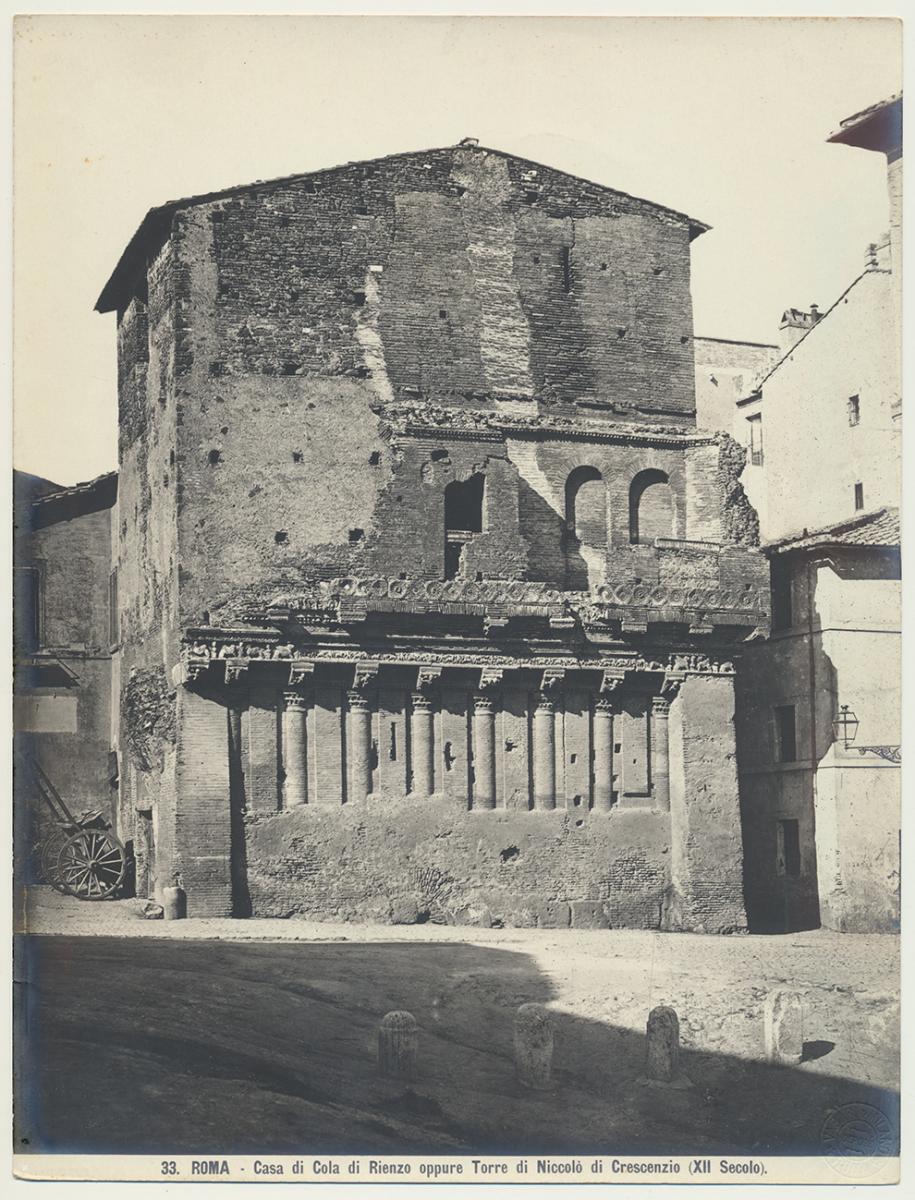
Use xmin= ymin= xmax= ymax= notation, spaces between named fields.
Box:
xmin=13 ymin=470 xmax=119 ymax=869
xmin=94 ymin=141 xmax=770 ymax=928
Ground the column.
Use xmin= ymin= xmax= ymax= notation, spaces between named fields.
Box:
xmin=650 ymin=693 xmax=671 ymax=812
xmin=410 ymin=692 xmax=435 ymax=798
xmin=347 ymin=688 xmax=373 ymax=804
xmin=472 ymin=691 xmax=497 ymax=810
xmin=282 ymin=691 xmax=309 ymax=808
xmin=532 ymin=692 xmax=557 ymax=811
xmin=592 ymin=696 xmax=615 ymax=813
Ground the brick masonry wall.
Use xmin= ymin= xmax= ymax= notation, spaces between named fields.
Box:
xmin=244 ymin=799 xmax=669 ymax=930
xmin=171 ymin=670 xmax=753 ymax=930
xmin=667 ymin=673 xmax=747 ymax=933
xmin=114 ymin=247 xmax=183 ymax=894
xmin=163 ymin=146 xmax=707 ymax=623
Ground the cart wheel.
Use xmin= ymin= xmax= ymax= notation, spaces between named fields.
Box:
xmin=56 ymin=829 xmax=127 ymax=900
xmin=38 ymin=829 xmax=72 ymax=893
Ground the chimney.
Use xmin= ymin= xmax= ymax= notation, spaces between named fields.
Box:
xmin=778 ymin=305 xmax=821 ymax=354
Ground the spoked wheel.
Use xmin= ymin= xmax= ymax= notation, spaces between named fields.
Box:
xmin=56 ymin=829 xmax=127 ymax=900
xmin=39 ymin=828 xmax=73 ymax=893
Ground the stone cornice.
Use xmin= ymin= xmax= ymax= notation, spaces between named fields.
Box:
xmin=373 ymin=401 xmax=717 ymax=448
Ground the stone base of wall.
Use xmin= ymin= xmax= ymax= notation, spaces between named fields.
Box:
xmin=242 ymin=796 xmax=669 ymax=929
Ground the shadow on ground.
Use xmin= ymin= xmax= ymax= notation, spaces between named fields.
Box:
xmin=14 ymin=936 xmax=899 ymax=1157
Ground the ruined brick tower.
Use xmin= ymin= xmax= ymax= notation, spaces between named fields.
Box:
xmin=97 ymin=143 xmax=768 ymax=928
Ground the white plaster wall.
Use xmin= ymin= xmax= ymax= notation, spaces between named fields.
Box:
xmin=756 ymin=269 xmax=900 ymax=541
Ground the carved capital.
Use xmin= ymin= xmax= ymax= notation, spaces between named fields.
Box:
xmin=351 ymin=659 xmax=380 ymax=694
xmin=473 ymin=691 xmax=497 ymax=715
xmin=535 ymin=691 xmax=557 ymax=715
xmin=599 ymin=670 xmax=626 ymax=697
xmin=411 ymin=691 xmax=435 ymax=713
xmin=540 ymin=668 xmax=565 ymax=695
xmin=415 ymin=665 xmax=443 ymax=695
xmin=594 ymin=695 xmax=616 ymax=717
xmin=224 ymin=659 xmax=248 ymax=685
xmin=651 ymin=694 xmax=671 ymax=717
xmin=346 ymin=688 xmax=372 ymax=714
xmin=287 ymin=659 xmax=315 ymax=688
xmin=660 ymin=673 xmax=685 ymax=703
xmin=477 ymin=667 xmax=503 ymax=694
xmin=284 ymin=690 xmax=310 ymax=712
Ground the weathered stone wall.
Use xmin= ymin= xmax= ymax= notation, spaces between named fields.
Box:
xmin=114 ymin=246 xmax=183 ymax=894
xmin=162 ymin=147 xmax=702 ymax=623
xmin=693 ymin=336 xmax=777 ymax=434
xmin=13 ymin=505 xmax=115 ymax=819
xmin=244 ymin=798 xmax=669 ymax=929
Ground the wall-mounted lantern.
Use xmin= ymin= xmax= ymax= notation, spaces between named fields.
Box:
xmin=832 ymin=704 xmax=900 ymax=764
xmin=832 ymin=704 xmax=859 ymax=748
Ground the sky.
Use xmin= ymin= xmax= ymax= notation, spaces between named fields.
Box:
xmin=13 ymin=13 xmax=902 ymax=485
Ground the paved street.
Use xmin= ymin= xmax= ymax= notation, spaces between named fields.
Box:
xmin=15 ymin=888 xmax=899 ymax=1157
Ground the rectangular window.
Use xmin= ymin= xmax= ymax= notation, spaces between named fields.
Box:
xmin=747 ymin=414 xmax=764 ymax=466
xmin=14 ymin=567 xmax=41 ymax=653
xmin=776 ymin=819 xmax=801 ymax=878
xmin=770 ymin=557 xmax=793 ymax=631
xmin=108 ymin=568 xmax=119 ymax=647
xmin=854 ymin=481 xmax=864 ymax=511
xmin=774 ymin=704 xmax=798 ymax=763
xmin=848 ymin=394 xmax=860 ymax=426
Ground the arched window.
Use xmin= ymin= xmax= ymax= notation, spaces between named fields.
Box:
xmin=444 ymin=474 xmax=484 ymax=579
xmin=564 ymin=466 xmax=606 ymax=589
xmin=629 ymin=469 xmax=674 ymax=545
xmin=565 ymin=467 xmax=606 ymax=546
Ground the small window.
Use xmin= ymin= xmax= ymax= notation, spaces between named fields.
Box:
xmin=108 ymin=568 xmax=119 ymax=647
xmin=747 ymin=414 xmax=764 ymax=466
xmin=776 ymin=819 xmax=801 ymax=878
xmin=770 ymin=557 xmax=792 ymax=631
xmin=445 ymin=474 xmax=484 ymax=534
xmin=14 ymin=567 xmax=41 ymax=653
xmin=854 ymin=482 xmax=864 ymax=511
xmin=774 ymin=705 xmax=798 ymax=763
xmin=848 ymin=395 xmax=860 ymax=427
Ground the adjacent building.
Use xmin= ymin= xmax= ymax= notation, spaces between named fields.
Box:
xmin=92 ymin=142 xmax=769 ymax=927
xmin=710 ymin=95 xmax=902 ymax=933
xmin=13 ymin=470 xmax=119 ymax=869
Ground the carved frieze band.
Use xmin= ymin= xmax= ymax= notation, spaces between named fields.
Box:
xmin=179 ymin=641 xmax=736 ymax=687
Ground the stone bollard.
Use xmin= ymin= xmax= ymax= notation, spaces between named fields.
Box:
xmin=764 ymin=990 xmax=803 ymax=1065
xmin=646 ymin=1005 xmax=680 ymax=1083
xmin=377 ymin=1011 xmax=418 ymax=1080
xmin=161 ymin=886 xmax=186 ymax=921
xmin=514 ymin=1003 xmax=553 ymax=1089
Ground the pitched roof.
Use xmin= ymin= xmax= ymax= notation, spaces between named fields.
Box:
xmin=827 ymin=93 xmax=902 ymax=154
xmin=743 ymin=267 xmax=890 ymax=397
xmin=27 ymin=470 xmax=118 ymax=530
xmin=767 ymin=506 xmax=899 ymax=554
xmin=95 ymin=143 xmax=709 ymax=313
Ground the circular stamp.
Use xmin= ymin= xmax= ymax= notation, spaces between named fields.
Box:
xmin=821 ymin=1102 xmax=897 ymax=1178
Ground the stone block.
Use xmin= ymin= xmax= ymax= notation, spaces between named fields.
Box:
xmin=514 ymin=1004 xmax=553 ymax=1089
xmin=534 ymin=900 xmax=570 ymax=929
xmin=378 ymin=1011 xmax=418 ymax=1080
xmin=570 ymin=899 xmax=610 ymax=929
xmin=764 ymin=990 xmax=803 ymax=1065
xmin=646 ymin=1005 xmax=680 ymax=1082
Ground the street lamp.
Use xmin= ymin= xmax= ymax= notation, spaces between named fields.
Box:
xmin=832 ymin=705 xmax=859 ymax=748
xmin=832 ymin=704 xmax=901 ymax=764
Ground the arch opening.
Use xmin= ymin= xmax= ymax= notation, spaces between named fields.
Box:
xmin=629 ymin=469 xmax=674 ymax=545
